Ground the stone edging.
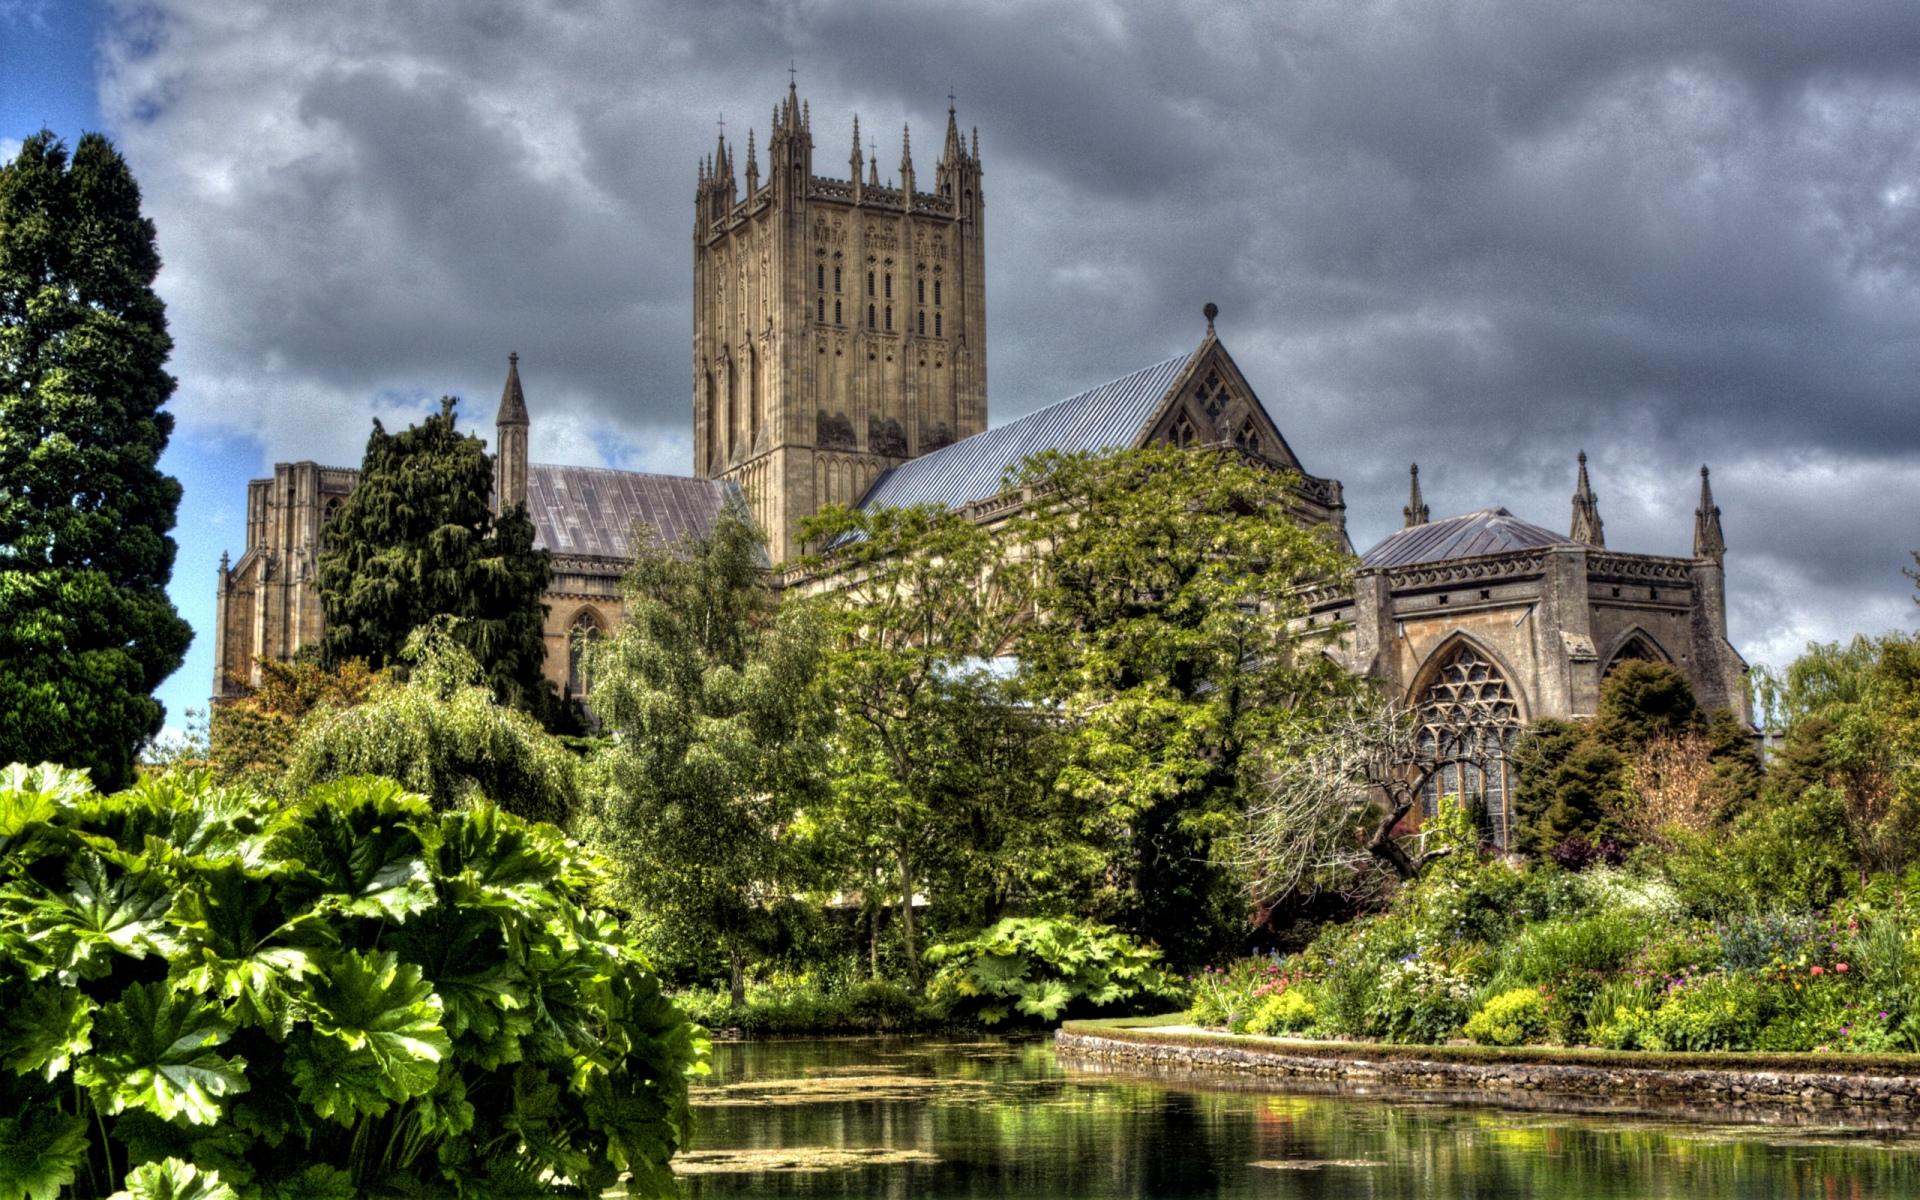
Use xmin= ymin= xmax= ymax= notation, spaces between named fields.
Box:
xmin=1054 ymin=1027 xmax=1920 ymax=1112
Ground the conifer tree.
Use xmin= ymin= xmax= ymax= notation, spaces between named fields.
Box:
xmin=315 ymin=397 xmax=556 ymax=720
xmin=0 ymin=131 xmax=191 ymax=788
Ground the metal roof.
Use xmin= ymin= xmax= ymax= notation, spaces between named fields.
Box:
xmin=525 ymin=463 xmax=740 ymax=559
xmin=1361 ymin=507 xmax=1578 ymax=569
xmin=856 ymin=354 xmax=1189 ymax=513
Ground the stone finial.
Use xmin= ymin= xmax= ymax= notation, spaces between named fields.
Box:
xmin=1203 ymin=301 xmax=1218 ymax=334
xmin=1570 ymin=450 xmax=1605 ymax=547
xmin=1403 ymin=463 xmax=1429 ymax=528
xmin=1694 ymin=464 xmax=1725 ymax=563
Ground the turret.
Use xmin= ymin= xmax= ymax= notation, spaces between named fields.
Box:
xmin=936 ymin=98 xmax=966 ymax=199
xmin=1570 ymin=450 xmax=1604 ymax=547
xmin=1403 ymin=463 xmax=1429 ymax=528
xmin=494 ymin=352 xmax=530 ymax=513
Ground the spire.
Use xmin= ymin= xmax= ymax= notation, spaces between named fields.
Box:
xmin=1570 ymin=450 xmax=1604 ymax=547
xmin=850 ymin=114 xmax=863 ymax=183
xmin=942 ymin=94 xmax=963 ymax=164
xmin=744 ymin=127 xmax=758 ymax=191
xmin=496 ymin=351 xmax=528 ymax=426
xmin=1693 ymin=464 xmax=1725 ymax=562
xmin=1403 ymin=463 xmax=1429 ymax=528
xmin=971 ymin=126 xmax=980 ymax=160
xmin=869 ymin=145 xmax=879 ymax=188
xmin=899 ymin=122 xmax=915 ymax=197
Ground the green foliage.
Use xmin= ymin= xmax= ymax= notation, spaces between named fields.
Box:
xmin=315 ymin=396 xmax=557 ymax=723
xmin=1464 ymin=988 xmax=1550 ymax=1046
xmin=580 ymin=507 xmax=822 ymax=992
xmin=925 ymin=917 xmax=1182 ymax=1026
xmin=1245 ymin=986 xmax=1320 ymax=1036
xmin=208 ymin=659 xmax=379 ymax=787
xmin=672 ymin=972 xmax=946 ymax=1036
xmin=1662 ymin=784 xmax=1855 ymax=916
xmin=285 ymin=622 xmax=578 ymax=824
xmin=0 ymin=131 xmax=191 ymax=791
xmin=0 ymin=765 xmax=702 ymax=1198
xmin=798 ymin=502 xmax=1055 ymax=984
xmin=1188 ymin=958 xmax=1293 ymax=1032
xmin=1006 ymin=444 xmax=1356 ymax=965
xmin=1591 ymin=662 xmax=1703 ymax=752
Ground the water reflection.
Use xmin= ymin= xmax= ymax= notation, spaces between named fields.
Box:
xmin=677 ymin=1037 xmax=1920 ymax=1199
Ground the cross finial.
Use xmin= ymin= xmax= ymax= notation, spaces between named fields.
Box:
xmin=717 ymin=111 xmax=725 ymax=137
xmin=788 ymin=60 xmax=797 ymax=86
xmin=948 ymin=90 xmax=956 ymax=112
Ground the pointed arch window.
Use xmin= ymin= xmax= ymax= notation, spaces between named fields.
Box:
xmin=1233 ymin=419 xmax=1261 ymax=456
xmin=817 ymin=297 xmax=825 ymax=322
xmin=834 ymin=299 xmax=842 ymax=325
xmin=834 ymin=266 xmax=842 ymax=292
xmin=935 ymin=312 xmax=942 ymax=338
xmin=917 ymin=310 xmax=926 ymax=336
xmin=1415 ymin=642 xmax=1523 ymax=849
xmin=868 ymin=270 xmax=875 ymax=297
xmin=868 ymin=303 xmax=876 ymax=329
xmin=1604 ymin=634 xmax=1666 ymax=679
xmin=934 ymin=279 xmax=942 ymax=306
xmin=885 ymin=306 xmax=893 ymax=332
xmin=1171 ymin=413 xmax=1199 ymax=448
xmin=917 ymin=277 xmax=926 ymax=304
xmin=567 ymin=609 xmax=606 ymax=700
xmin=816 ymin=263 xmax=825 ymax=290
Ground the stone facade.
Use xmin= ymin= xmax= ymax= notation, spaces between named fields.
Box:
xmin=693 ymin=82 xmax=987 ymax=562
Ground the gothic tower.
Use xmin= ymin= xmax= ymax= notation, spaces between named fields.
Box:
xmin=692 ymin=79 xmax=987 ymax=562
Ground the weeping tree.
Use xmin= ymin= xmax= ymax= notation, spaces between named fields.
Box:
xmin=315 ymin=397 xmax=558 ymax=723
xmin=0 ymin=131 xmax=191 ymax=789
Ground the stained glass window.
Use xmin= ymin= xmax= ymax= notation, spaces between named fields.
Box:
xmin=1416 ymin=643 xmax=1522 ymax=849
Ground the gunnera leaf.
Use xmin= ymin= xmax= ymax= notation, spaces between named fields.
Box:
xmin=269 ymin=778 xmax=434 ymax=922
xmin=110 ymin=1157 xmax=239 ymax=1200
xmin=77 ymin=982 xmax=248 ymax=1126
xmin=286 ymin=949 xmax=450 ymax=1122
xmin=1 ymin=981 xmax=94 ymax=1079
xmin=29 ymin=852 xmax=179 ymax=978
xmin=0 ymin=1108 xmax=89 ymax=1200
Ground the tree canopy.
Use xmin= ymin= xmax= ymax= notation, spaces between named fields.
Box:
xmin=580 ymin=505 xmax=824 ymax=1000
xmin=0 ymin=131 xmax=191 ymax=790
xmin=315 ymin=397 xmax=556 ymax=721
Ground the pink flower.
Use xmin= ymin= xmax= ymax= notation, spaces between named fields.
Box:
xmin=1836 ymin=963 xmax=1850 ymax=973
xmin=1811 ymin=966 xmax=1826 ymax=977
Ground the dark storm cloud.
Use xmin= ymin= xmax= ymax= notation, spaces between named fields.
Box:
xmin=95 ymin=0 xmax=1920 ymax=664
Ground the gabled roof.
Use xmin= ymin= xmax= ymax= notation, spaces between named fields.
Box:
xmin=856 ymin=354 xmax=1189 ymax=513
xmin=1361 ymin=507 xmax=1576 ymax=569
xmin=526 ymin=463 xmax=741 ymax=559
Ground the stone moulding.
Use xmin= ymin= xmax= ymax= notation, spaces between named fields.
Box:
xmin=1053 ymin=1025 xmax=1920 ymax=1118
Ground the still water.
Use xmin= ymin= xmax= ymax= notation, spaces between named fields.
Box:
xmin=678 ymin=1036 xmax=1920 ymax=1199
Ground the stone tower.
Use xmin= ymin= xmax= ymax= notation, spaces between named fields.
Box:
xmin=495 ymin=351 xmax=529 ymax=512
xmin=692 ymin=79 xmax=987 ymax=562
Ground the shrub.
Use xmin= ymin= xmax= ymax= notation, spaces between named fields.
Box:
xmin=0 ymin=764 xmax=703 ymax=1199
xmin=1188 ymin=958 xmax=1289 ymax=1031
xmin=1465 ymin=988 xmax=1550 ymax=1046
xmin=925 ymin=917 xmax=1182 ymax=1026
xmin=1647 ymin=973 xmax=1772 ymax=1051
xmin=1370 ymin=956 xmax=1476 ymax=1043
xmin=1245 ymin=986 xmax=1319 ymax=1036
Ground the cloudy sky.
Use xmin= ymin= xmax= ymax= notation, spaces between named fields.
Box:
xmin=5 ymin=0 xmax=1918 ymax=733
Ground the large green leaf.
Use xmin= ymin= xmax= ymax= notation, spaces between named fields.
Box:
xmin=77 ymin=982 xmax=248 ymax=1126
xmin=27 ymin=852 xmax=179 ymax=979
xmin=0 ymin=981 xmax=94 ymax=1079
xmin=286 ymin=949 xmax=450 ymax=1122
xmin=268 ymin=778 xmax=434 ymax=922
xmin=110 ymin=1157 xmax=239 ymax=1200
xmin=0 ymin=1107 xmax=88 ymax=1200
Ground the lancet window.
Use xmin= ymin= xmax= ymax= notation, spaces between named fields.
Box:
xmin=567 ymin=609 xmax=606 ymax=700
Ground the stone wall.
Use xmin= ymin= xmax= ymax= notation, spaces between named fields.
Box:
xmin=1055 ymin=1027 xmax=1920 ymax=1116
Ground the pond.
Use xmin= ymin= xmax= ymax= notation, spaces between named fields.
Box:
xmin=674 ymin=1035 xmax=1920 ymax=1198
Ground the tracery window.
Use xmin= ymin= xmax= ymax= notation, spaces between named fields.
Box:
xmin=1233 ymin=419 xmax=1261 ymax=456
xmin=868 ymin=304 xmax=876 ymax=329
xmin=1193 ymin=370 xmax=1230 ymax=421
xmin=567 ymin=609 xmax=605 ymax=700
xmin=917 ymin=310 xmax=926 ymax=336
xmin=834 ymin=266 xmax=842 ymax=293
xmin=834 ymin=299 xmax=842 ymax=325
xmin=1171 ymin=413 xmax=1199 ymax=448
xmin=1415 ymin=643 xmax=1523 ymax=849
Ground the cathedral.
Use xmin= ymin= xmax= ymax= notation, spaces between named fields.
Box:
xmin=212 ymin=81 xmax=1748 ymax=846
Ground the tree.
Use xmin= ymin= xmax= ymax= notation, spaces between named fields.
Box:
xmin=0 ymin=131 xmax=191 ymax=789
xmin=1590 ymin=661 xmax=1701 ymax=751
xmin=797 ymin=502 xmax=1025 ymax=986
xmin=208 ymin=656 xmax=379 ymax=785
xmin=579 ymin=506 xmax=824 ymax=1004
xmin=287 ymin=620 xmax=579 ymax=825
xmin=315 ymin=396 xmax=556 ymax=720
xmin=1007 ymin=445 xmax=1355 ymax=965
xmin=1238 ymin=694 xmax=1490 ymax=904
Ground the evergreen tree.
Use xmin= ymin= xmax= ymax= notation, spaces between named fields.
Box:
xmin=0 ymin=131 xmax=191 ymax=789
xmin=315 ymin=397 xmax=556 ymax=719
